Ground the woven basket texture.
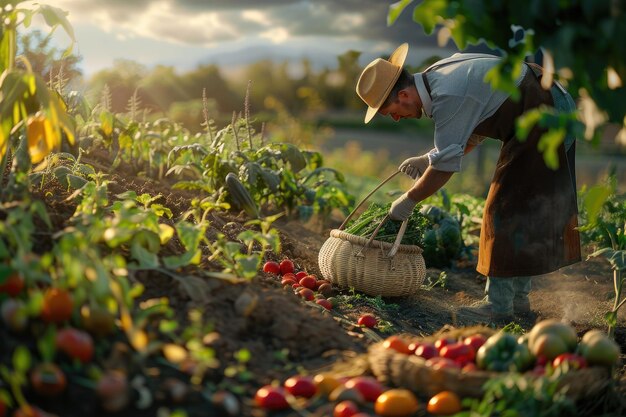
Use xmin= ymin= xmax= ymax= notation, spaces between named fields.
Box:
xmin=318 ymin=229 xmax=426 ymax=297
xmin=368 ymin=326 xmax=612 ymax=400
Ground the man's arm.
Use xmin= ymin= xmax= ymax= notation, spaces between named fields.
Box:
xmin=407 ymin=167 xmax=454 ymax=203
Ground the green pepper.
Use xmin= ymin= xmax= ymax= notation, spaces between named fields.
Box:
xmin=476 ymin=332 xmax=534 ymax=372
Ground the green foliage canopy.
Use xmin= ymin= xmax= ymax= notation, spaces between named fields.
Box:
xmin=389 ymin=0 xmax=626 ymax=141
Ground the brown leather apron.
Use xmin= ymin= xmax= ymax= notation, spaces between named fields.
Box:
xmin=472 ymin=65 xmax=581 ymax=277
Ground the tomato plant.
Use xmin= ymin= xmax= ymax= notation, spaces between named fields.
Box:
xmin=56 ymin=327 xmax=94 ymax=363
xmin=41 ymin=288 xmax=73 ymax=323
xmin=30 ymin=363 xmax=66 ymax=397
xmin=0 ymin=271 xmax=24 ymax=297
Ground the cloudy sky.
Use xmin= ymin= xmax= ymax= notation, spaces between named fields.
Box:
xmin=40 ymin=0 xmax=456 ymax=77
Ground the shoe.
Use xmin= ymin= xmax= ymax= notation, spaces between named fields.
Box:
xmin=456 ymin=302 xmax=514 ymax=326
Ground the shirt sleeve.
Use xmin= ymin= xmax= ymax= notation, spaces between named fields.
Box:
xmin=429 ymin=95 xmax=486 ymax=172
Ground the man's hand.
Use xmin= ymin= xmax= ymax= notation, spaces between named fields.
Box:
xmin=389 ymin=193 xmax=417 ymax=221
xmin=398 ymin=155 xmax=429 ymax=179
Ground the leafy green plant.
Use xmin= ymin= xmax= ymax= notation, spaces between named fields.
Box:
xmin=422 ymin=271 xmax=448 ymax=290
xmin=458 ymin=373 xmax=574 ymax=417
xmin=344 ymin=202 xmax=430 ymax=246
xmin=580 ymin=175 xmax=626 ymax=338
xmin=0 ymin=2 xmax=76 ymax=200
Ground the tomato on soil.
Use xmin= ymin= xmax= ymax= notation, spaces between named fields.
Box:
xmin=334 ymin=400 xmax=360 ymax=417
xmin=316 ymin=299 xmax=332 ymax=310
xmin=41 ymin=288 xmax=73 ymax=323
xmin=344 ymin=376 xmax=384 ymax=402
xmin=279 ymin=259 xmax=295 ymax=275
xmin=314 ymin=373 xmax=342 ymax=396
xmin=295 ymin=271 xmax=308 ymax=280
xmin=254 ymin=385 xmax=289 ymax=410
xmin=30 ymin=363 xmax=67 ymax=397
xmin=262 ymin=261 xmax=281 ymax=275
xmin=374 ymin=389 xmax=419 ymax=417
xmin=357 ymin=314 xmax=377 ymax=328
xmin=0 ymin=271 xmax=25 ymax=297
xmin=284 ymin=375 xmax=317 ymax=398
xmin=427 ymin=391 xmax=462 ymax=415
xmin=56 ymin=327 xmax=95 ymax=363
xmin=299 ymin=275 xmax=317 ymax=289
xmin=298 ymin=288 xmax=315 ymax=301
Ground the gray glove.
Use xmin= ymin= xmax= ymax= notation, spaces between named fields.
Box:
xmin=398 ymin=154 xmax=429 ymax=179
xmin=389 ymin=193 xmax=417 ymax=221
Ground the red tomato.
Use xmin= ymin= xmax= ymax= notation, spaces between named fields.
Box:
xmin=407 ymin=341 xmax=423 ymax=354
xmin=284 ymin=375 xmax=317 ymax=398
xmin=295 ymin=271 xmax=308 ymax=280
xmin=440 ymin=342 xmax=475 ymax=363
xmin=461 ymin=362 xmax=478 ymax=372
xmin=292 ymin=283 xmax=302 ymax=290
xmin=281 ymin=277 xmax=296 ymax=286
xmin=30 ymin=363 xmax=66 ymax=397
xmin=316 ymin=299 xmax=332 ymax=310
xmin=41 ymin=288 xmax=73 ymax=323
xmin=334 ymin=400 xmax=359 ymax=417
xmin=344 ymin=376 xmax=384 ymax=402
xmin=56 ymin=327 xmax=94 ymax=363
xmin=553 ymin=353 xmax=587 ymax=370
xmin=0 ymin=272 xmax=25 ymax=297
xmin=357 ymin=314 xmax=377 ymax=328
xmin=463 ymin=334 xmax=488 ymax=352
xmin=425 ymin=357 xmax=461 ymax=370
xmin=435 ymin=337 xmax=456 ymax=351
xmin=254 ymin=385 xmax=289 ymax=410
xmin=262 ymin=261 xmax=281 ymax=275
xmin=298 ymin=288 xmax=315 ymax=301
xmin=282 ymin=272 xmax=296 ymax=281
xmin=279 ymin=259 xmax=295 ymax=275
xmin=415 ymin=343 xmax=439 ymax=360
xmin=299 ymin=276 xmax=317 ymax=290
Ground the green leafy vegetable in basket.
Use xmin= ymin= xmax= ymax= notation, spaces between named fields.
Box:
xmin=343 ymin=202 xmax=430 ymax=247
xmin=420 ymin=204 xmax=463 ymax=268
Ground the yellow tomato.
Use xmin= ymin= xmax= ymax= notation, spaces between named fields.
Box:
xmin=427 ymin=391 xmax=462 ymax=415
xmin=313 ymin=373 xmax=342 ymax=397
xmin=374 ymin=389 xmax=419 ymax=417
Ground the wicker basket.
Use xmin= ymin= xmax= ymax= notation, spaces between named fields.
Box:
xmin=318 ymin=172 xmax=426 ymax=297
xmin=368 ymin=326 xmax=612 ymax=400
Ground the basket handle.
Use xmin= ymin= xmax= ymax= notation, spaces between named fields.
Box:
xmin=356 ymin=214 xmax=408 ymax=258
xmin=340 ymin=170 xmax=408 ymax=258
xmin=339 ymin=170 xmax=402 ymax=230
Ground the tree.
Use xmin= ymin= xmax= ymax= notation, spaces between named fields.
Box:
xmin=17 ymin=30 xmax=82 ymax=89
xmin=389 ymin=0 xmax=626 ymax=146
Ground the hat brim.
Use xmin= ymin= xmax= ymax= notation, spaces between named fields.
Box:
xmin=363 ymin=43 xmax=409 ymax=124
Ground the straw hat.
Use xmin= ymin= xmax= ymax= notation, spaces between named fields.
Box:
xmin=356 ymin=43 xmax=409 ymax=123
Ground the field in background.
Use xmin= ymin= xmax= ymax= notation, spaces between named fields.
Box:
xmin=317 ymin=112 xmax=626 ymax=203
